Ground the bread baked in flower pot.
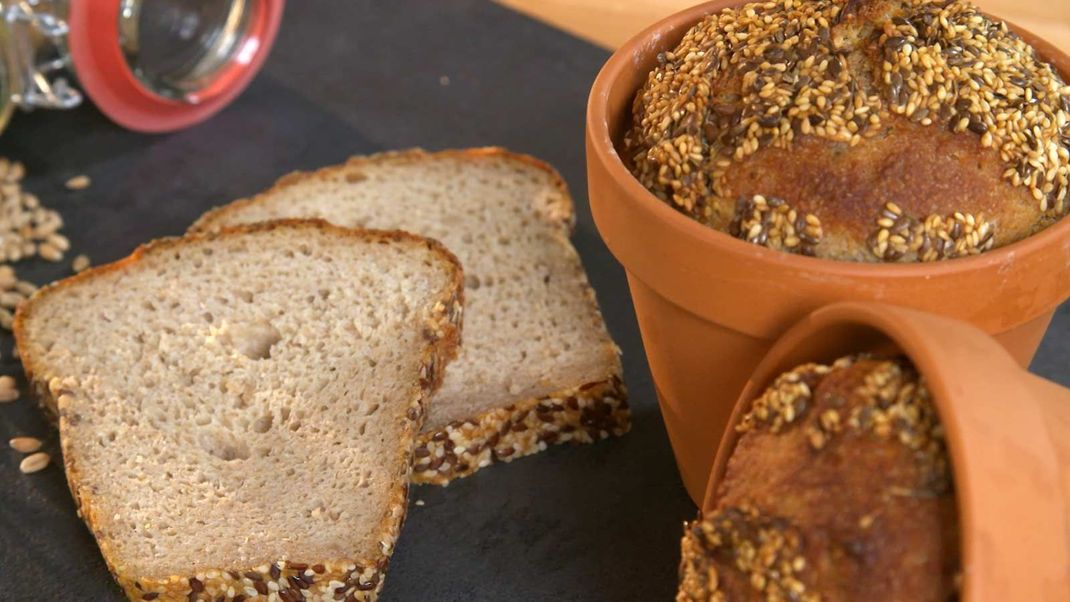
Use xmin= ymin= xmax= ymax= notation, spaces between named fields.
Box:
xmin=586 ymin=0 xmax=1070 ymax=503
xmin=680 ymin=301 xmax=1069 ymax=601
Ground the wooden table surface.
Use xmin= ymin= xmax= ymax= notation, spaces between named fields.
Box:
xmin=498 ymin=0 xmax=1070 ymax=50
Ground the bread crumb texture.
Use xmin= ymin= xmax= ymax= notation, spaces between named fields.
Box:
xmin=14 ymin=221 xmax=464 ymax=601
xmin=193 ymin=148 xmax=629 ymax=484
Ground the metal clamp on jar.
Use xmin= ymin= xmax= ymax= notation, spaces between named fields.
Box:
xmin=0 ymin=0 xmax=284 ymax=134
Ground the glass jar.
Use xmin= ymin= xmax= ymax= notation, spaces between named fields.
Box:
xmin=0 ymin=0 xmax=283 ymax=134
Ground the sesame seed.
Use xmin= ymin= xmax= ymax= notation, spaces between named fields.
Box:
xmin=627 ymin=0 xmax=1070 ymax=259
xmin=683 ymin=505 xmax=816 ymax=601
xmin=412 ymin=379 xmax=628 ymax=484
xmin=866 ymin=201 xmax=994 ymax=262
xmin=728 ymin=195 xmax=823 ymax=255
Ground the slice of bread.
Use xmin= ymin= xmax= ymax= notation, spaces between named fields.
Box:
xmin=13 ymin=220 xmax=464 ymax=602
xmin=192 ymin=148 xmax=628 ymax=484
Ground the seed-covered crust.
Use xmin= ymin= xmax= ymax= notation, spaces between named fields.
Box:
xmin=627 ymin=0 xmax=1070 ymax=262
xmin=678 ymin=356 xmax=959 ymax=601
xmin=412 ymin=376 xmax=629 ymax=484
xmin=14 ymin=220 xmax=466 ymax=602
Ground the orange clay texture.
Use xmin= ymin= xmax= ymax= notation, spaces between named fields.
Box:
xmin=626 ymin=0 xmax=1070 ymax=262
xmin=677 ymin=356 xmax=960 ymax=602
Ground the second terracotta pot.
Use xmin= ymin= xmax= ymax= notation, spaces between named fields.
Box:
xmin=701 ymin=302 xmax=1070 ymax=601
xmin=586 ymin=0 xmax=1070 ymax=504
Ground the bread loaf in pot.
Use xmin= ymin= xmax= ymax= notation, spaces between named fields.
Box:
xmin=678 ymin=355 xmax=959 ymax=601
xmin=625 ymin=0 xmax=1070 ymax=262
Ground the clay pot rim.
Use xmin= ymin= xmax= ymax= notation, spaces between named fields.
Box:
xmin=700 ymin=301 xmax=1069 ymax=601
xmin=586 ymin=0 xmax=1070 ymax=278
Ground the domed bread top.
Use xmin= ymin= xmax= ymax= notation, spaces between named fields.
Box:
xmin=677 ymin=356 xmax=960 ymax=601
xmin=627 ymin=0 xmax=1070 ymax=262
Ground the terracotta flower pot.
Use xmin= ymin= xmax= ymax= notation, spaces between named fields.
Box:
xmin=585 ymin=0 xmax=1070 ymax=504
xmin=700 ymin=302 xmax=1070 ymax=601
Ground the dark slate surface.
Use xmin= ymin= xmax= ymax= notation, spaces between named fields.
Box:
xmin=0 ymin=2 xmax=1065 ymax=600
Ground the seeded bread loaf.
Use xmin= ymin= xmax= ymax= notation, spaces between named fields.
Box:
xmin=627 ymin=0 xmax=1070 ymax=262
xmin=678 ymin=356 xmax=959 ymax=601
xmin=192 ymin=148 xmax=628 ymax=485
xmin=13 ymin=220 xmax=464 ymax=602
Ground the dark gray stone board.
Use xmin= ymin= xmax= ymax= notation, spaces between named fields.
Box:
xmin=0 ymin=2 xmax=1064 ymax=600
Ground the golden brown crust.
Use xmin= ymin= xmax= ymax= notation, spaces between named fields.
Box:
xmin=716 ymin=114 xmax=1040 ymax=260
xmin=628 ymin=0 xmax=1070 ymax=262
xmin=190 ymin=147 xmax=578 ymax=234
xmin=679 ymin=356 xmax=959 ymax=602
xmin=411 ymin=376 xmax=629 ymax=484
xmin=15 ymin=220 xmax=466 ymax=602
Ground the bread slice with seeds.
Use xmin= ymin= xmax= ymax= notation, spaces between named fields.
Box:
xmin=13 ymin=220 xmax=464 ymax=602
xmin=192 ymin=148 xmax=628 ymax=484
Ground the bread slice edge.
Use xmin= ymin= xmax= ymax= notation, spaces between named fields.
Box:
xmin=189 ymin=147 xmax=578 ymax=235
xmin=14 ymin=219 xmax=465 ymax=602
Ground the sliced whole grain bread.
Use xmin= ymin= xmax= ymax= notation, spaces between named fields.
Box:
xmin=13 ymin=220 xmax=463 ymax=602
xmin=192 ymin=148 xmax=628 ymax=484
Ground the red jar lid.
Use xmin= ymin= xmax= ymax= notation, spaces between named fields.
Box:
xmin=66 ymin=0 xmax=284 ymax=133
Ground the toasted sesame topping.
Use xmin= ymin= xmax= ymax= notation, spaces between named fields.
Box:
xmin=683 ymin=355 xmax=956 ymax=601
xmin=628 ymin=0 xmax=1070 ymax=259
xmin=412 ymin=377 xmax=629 ymax=485
xmin=737 ymin=358 xmax=853 ymax=433
xmin=740 ymin=354 xmax=952 ymax=491
xmin=882 ymin=0 xmax=1069 ymax=215
xmin=848 ymin=358 xmax=952 ymax=491
xmin=867 ymin=201 xmax=995 ymax=261
xmin=729 ymin=195 xmax=824 ymax=254
xmin=681 ymin=506 xmax=818 ymax=602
